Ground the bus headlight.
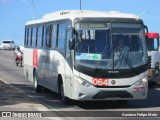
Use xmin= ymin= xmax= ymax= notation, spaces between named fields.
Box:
xmin=134 ymin=77 xmax=147 ymax=87
xmin=77 ymin=78 xmax=92 ymax=87
xmin=142 ymin=78 xmax=147 ymax=83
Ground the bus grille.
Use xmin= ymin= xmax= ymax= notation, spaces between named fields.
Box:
xmin=93 ymin=91 xmax=133 ymax=99
xmin=148 ymin=56 xmax=151 ymax=69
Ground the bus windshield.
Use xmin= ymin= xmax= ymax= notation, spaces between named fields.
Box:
xmin=74 ymin=22 xmax=147 ymax=70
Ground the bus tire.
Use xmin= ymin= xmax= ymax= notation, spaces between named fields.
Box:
xmin=34 ymin=72 xmax=42 ymax=93
xmin=60 ymin=82 xmax=71 ymax=105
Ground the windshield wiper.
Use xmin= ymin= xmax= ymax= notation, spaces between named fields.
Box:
xmin=92 ymin=44 xmax=109 ymax=71
xmin=115 ymin=48 xmax=139 ymax=75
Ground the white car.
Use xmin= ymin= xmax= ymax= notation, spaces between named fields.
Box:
xmin=1 ymin=40 xmax=15 ymax=50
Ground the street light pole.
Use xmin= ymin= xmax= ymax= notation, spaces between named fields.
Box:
xmin=31 ymin=0 xmax=36 ymax=19
xmin=21 ymin=0 xmax=36 ymax=20
xmin=80 ymin=0 xmax=81 ymax=10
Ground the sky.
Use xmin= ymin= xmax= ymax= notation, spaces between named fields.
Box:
xmin=0 ymin=0 xmax=159 ymax=45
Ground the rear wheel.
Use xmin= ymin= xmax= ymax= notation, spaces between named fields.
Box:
xmin=34 ymin=72 xmax=42 ymax=93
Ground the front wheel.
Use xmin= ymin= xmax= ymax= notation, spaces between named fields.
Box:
xmin=60 ymin=83 xmax=71 ymax=105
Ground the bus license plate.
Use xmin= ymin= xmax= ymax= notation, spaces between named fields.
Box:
xmin=92 ymin=78 xmax=108 ymax=86
xmin=148 ymin=69 xmax=152 ymax=77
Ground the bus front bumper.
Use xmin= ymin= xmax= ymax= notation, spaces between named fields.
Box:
xmin=73 ymin=80 xmax=148 ymax=101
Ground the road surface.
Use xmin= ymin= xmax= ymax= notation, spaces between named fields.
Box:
xmin=0 ymin=50 xmax=160 ymax=119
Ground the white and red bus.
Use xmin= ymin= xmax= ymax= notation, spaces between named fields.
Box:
xmin=146 ymin=32 xmax=160 ymax=86
xmin=24 ymin=10 xmax=148 ymax=104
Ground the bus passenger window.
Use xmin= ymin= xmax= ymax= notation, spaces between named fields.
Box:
xmin=57 ymin=23 xmax=65 ymax=49
xmin=51 ymin=24 xmax=57 ymax=49
xmin=37 ymin=26 xmax=43 ymax=48
xmin=30 ymin=28 xmax=33 ymax=47
xmin=45 ymin=26 xmax=50 ymax=48
xmin=35 ymin=27 xmax=38 ymax=47
xmin=28 ymin=28 xmax=32 ymax=47
xmin=47 ymin=25 xmax=52 ymax=48
xmin=42 ymin=26 xmax=46 ymax=48
xmin=32 ymin=27 xmax=37 ymax=48
xmin=25 ymin=28 xmax=29 ymax=47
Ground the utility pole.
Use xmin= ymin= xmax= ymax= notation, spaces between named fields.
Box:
xmin=31 ymin=0 xmax=36 ymax=19
xmin=80 ymin=0 xmax=81 ymax=10
xmin=21 ymin=0 xmax=36 ymax=20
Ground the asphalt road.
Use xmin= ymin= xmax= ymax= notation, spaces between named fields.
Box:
xmin=0 ymin=50 xmax=160 ymax=119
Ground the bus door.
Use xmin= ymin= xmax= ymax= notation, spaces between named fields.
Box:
xmin=65 ymin=30 xmax=73 ymax=97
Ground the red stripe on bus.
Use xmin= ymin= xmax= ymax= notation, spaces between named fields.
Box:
xmin=33 ymin=49 xmax=38 ymax=67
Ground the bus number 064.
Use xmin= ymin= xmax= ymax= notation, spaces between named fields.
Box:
xmin=92 ymin=78 xmax=108 ymax=86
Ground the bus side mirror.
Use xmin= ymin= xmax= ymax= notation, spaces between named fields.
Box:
xmin=69 ymin=38 xmax=75 ymax=50
xmin=144 ymin=25 xmax=149 ymax=47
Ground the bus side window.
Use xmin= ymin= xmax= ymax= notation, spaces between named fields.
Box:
xmin=42 ymin=26 xmax=46 ymax=48
xmin=35 ymin=27 xmax=38 ymax=47
xmin=46 ymin=25 xmax=51 ymax=48
xmin=48 ymin=25 xmax=52 ymax=48
xmin=30 ymin=28 xmax=33 ymax=47
xmin=25 ymin=28 xmax=29 ymax=47
xmin=37 ymin=26 xmax=43 ymax=48
xmin=32 ymin=27 xmax=37 ymax=48
xmin=51 ymin=24 xmax=57 ymax=49
xmin=28 ymin=27 xmax=32 ymax=47
xmin=57 ymin=23 xmax=65 ymax=49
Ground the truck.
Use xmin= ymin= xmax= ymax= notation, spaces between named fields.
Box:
xmin=146 ymin=32 xmax=160 ymax=87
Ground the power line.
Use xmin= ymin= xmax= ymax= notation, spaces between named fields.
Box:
xmin=31 ymin=0 xmax=36 ymax=19
xmin=21 ymin=0 xmax=36 ymax=20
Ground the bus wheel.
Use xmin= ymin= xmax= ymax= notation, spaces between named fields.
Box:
xmin=117 ymin=100 xmax=128 ymax=104
xmin=34 ymin=73 xmax=42 ymax=93
xmin=60 ymin=83 xmax=71 ymax=105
